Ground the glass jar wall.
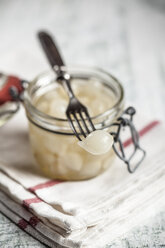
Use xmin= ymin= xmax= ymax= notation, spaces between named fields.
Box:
xmin=24 ymin=66 xmax=124 ymax=180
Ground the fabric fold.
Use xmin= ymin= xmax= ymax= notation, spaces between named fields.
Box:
xmin=0 ymin=110 xmax=165 ymax=247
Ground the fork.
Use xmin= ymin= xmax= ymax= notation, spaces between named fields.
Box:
xmin=38 ymin=31 xmax=95 ymax=140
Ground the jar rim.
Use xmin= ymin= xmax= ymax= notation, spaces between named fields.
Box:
xmin=24 ymin=65 xmax=124 ymax=134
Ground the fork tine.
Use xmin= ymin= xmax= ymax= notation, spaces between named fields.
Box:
xmin=79 ymin=111 xmax=90 ymax=134
xmin=83 ymin=108 xmax=96 ymax=131
xmin=72 ymin=112 xmax=87 ymax=138
xmin=66 ymin=112 xmax=82 ymax=141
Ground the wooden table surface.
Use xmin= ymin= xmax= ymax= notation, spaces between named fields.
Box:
xmin=0 ymin=0 xmax=165 ymax=247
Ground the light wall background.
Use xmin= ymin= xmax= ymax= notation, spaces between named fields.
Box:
xmin=0 ymin=0 xmax=165 ymax=120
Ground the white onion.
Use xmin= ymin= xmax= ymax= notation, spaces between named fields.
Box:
xmin=78 ymin=130 xmax=113 ymax=155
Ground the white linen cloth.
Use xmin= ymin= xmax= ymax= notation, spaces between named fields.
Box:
xmin=0 ymin=108 xmax=165 ymax=248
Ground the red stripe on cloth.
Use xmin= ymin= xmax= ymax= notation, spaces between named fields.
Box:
xmin=123 ymin=120 xmax=160 ymax=148
xmin=23 ymin=197 xmax=42 ymax=209
xmin=29 ymin=216 xmax=40 ymax=227
xmin=18 ymin=217 xmax=40 ymax=230
xmin=18 ymin=219 xmax=28 ymax=230
xmin=28 ymin=179 xmax=63 ymax=193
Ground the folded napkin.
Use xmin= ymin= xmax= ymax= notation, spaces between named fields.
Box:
xmin=0 ymin=107 xmax=165 ymax=248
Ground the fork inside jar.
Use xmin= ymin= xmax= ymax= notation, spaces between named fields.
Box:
xmin=25 ymin=67 xmax=124 ymax=180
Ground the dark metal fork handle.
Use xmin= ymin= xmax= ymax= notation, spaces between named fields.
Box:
xmin=38 ymin=31 xmax=64 ymax=68
xmin=38 ymin=31 xmax=75 ymax=99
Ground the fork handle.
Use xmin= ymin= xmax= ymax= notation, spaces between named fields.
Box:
xmin=38 ymin=31 xmax=64 ymax=68
xmin=38 ymin=31 xmax=75 ymax=99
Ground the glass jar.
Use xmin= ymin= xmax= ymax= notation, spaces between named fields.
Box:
xmin=23 ymin=66 xmax=124 ymax=180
